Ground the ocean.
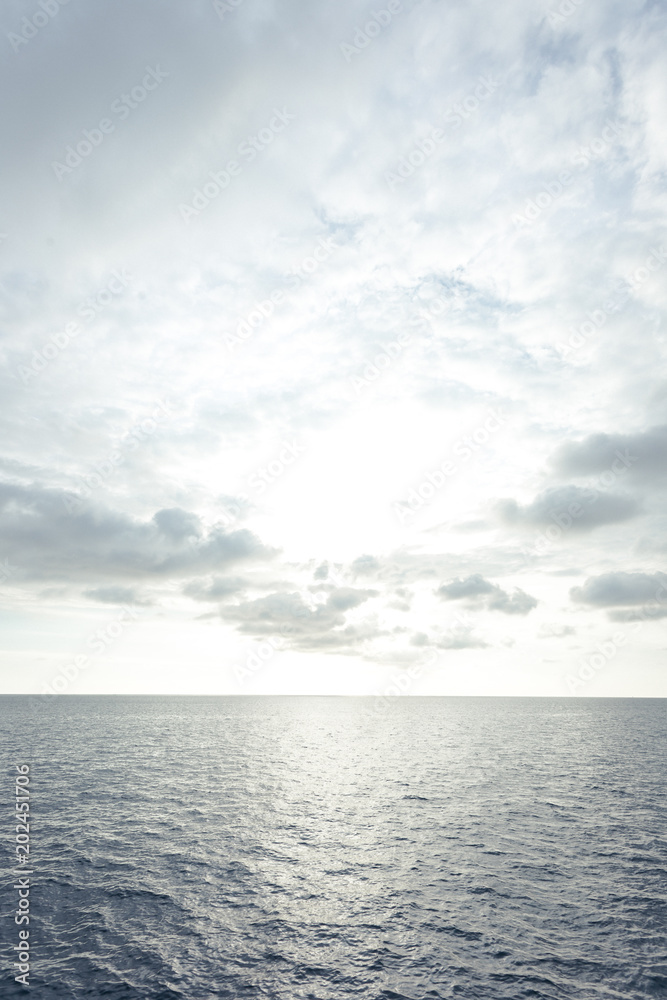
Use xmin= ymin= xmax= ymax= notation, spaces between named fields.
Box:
xmin=1 ymin=695 xmax=666 ymax=999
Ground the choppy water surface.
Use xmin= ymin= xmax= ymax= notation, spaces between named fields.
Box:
xmin=1 ymin=696 xmax=666 ymax=999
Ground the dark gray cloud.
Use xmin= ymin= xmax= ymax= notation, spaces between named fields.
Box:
xmin=607 ymin=607 xmax=667 ymax=622
xmin=497 ymin=486 xmax=640 ymax=533
xmin=0 ymin=480 xmax=274 ymax=583
xmin=437 ymin=574 xmax=495 ymax=599
xmin=153 ymin=507 xmax=202 ymax=540
xmin=437 ymin=574 xmax=537 ymax=615
xmin=84 ymin=585 xmax=152 ymax=606
xmin=486 ymin=588 xmax=538 ymax=615
xmin=570 ymin=571 xmax=667 ymax=607
xmin=438 ymin=573 xmax=498 ymax=601
xmin=437 ymin=630 xmax=489 ymax=650
xmin=551 ymin=426 xmax=667 ymax=480
xmin=183 ymin=576 xmax=247 ymax=601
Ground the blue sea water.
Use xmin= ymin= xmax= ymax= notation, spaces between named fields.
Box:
xmin=1 ymin=695 xmax=666 ymax=999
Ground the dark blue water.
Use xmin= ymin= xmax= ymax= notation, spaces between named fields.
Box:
xmin=1 ymin=696 xmax=666 ymax=999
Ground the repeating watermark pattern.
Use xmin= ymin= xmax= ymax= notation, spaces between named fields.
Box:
xmin=62 ymin=397 xmax=175 ymax=513
xmin=212 ymin=0 xmax=244 ymax=19
xmin=362 ymin=647 xmax=446 ymax=721
xmin=7 ymin=0 xmax=71 ymax=54
xmin=557 ymin=294 xmax=625 ymax=358
xmin=38 ymin=605 xmax=142 ymax=696
xmin=283 ymin=238 xmax=339 ymax=292
xmin=371 ymin=655 xmax=435 ymax=705
xmin=522 ymin=449 xmax=638 ymax=559
xmin=340 ymin=1 xmax=402 ymax=63
xmin=179 ymin=108 xmax=296 ymax=224
xmin=442 ymin=76 xmax=500 ymax=128
xmin=564 ymin=583 xmax=667 ymax=694
xmin=512 ymin=120 xmax=624 ymax=227
xmin=408 ymin=292 xmax=452 ymax=329
xmin=52 ymin=67 xmax=169 ymax=180
xmin=547 ymin=0 xmax=586 ymax=29
xmin=16 ymin=270 xmax=133 ymax=385
xmin=217 ymin=609 xmax=471 ymax=717
xmin=232 ymin=567 xmax=359 ymax=687
xmin=211 ymin=439 xmax=306 ymax=532
xmin=226 ymin=236 xmax=338 ymax=351
xmin=232 ymin=636 xmax=286 ymax=685
xmin=385 ymin=75 xmax=500 ymax=190
xmin=0 ymin=557 xmax=15 ymax=586
xmin=13 ymin=765 xmax=32 ymax=987
xmin=564 ymin=632 xmax=627 ymax=695
xmin=393 ymin=409 xmax=507 ymax=523
xmin=350 ymin=330 xmax=413 ymax=394
xmin=76 ymin=269 xmax=133 ymax=322
xmin=621 ymin=245 xmax=667 ymax=294
xmin=553 ymin=245 xmax=666 ymax=359
xmin=247 ymin=441 xmax=305 ymax=495
xmin=349 ymin=283 xmax=473 ymax=397
xmin=217 ymin=494 xmax=250 ymax=529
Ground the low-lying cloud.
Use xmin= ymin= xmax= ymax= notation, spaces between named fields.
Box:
xmin=570 ymin=571 xmax=667 ymax=607
xmin=552 ymin=426 xmax=667 ymax=481
xmin=0 ymin=481 xmax=275 ymax=583
xmin=497 ymin=486 xmax=640 ymax=533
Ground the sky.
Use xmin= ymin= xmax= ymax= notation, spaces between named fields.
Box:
xmin=1 ymin=0 xmax=666 ymax=697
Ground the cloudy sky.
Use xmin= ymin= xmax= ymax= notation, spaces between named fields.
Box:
xmin=1 ymin=0 xmax=666 ymax=696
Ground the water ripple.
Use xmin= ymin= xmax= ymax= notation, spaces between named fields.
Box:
xmin=0 ymin=695 xmax=665 ymax=999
